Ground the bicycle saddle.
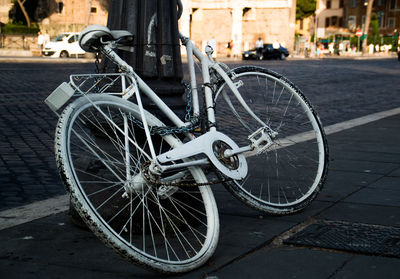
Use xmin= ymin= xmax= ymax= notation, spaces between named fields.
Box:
xmin=79 ymin=25 xmax=134 ymax=52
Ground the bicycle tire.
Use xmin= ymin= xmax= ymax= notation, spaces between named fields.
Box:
xmin=214 ymin=66 xmax=328 ymax=215
xmin=55 ymin=94 xmax=219 ymax=273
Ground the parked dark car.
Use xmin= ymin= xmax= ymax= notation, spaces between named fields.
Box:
xmin=242 ymin=44 xmax=289 ymax=60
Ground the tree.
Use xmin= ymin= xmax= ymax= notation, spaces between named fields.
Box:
xmin=369 ymin=14 xmax=379 ymax=44
xmin=16 ymin=0 xmax=31 ymax=27
xmin=362 ymin=0 xmax=374 ymax=54
xmin=297 ymin=0 xmax=316 ymax=21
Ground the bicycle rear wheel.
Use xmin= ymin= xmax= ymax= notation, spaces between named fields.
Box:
xmin=55 ymin=94 xmax=219 ymax=273
xmin=214 ymin=66 xmax=328 ymax=215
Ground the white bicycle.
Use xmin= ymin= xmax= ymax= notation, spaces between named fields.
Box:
xmin=45 ymin=25 xmax=328 ymax=273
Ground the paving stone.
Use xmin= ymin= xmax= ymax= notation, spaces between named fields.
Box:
xmin=0 ymin=213 xmax=156 ymax=279
xmin=328 ymin=149 xmax=400 ymax=164
xmin=319 ymin=202 xmax=400 ymax=227
xmin=0 ymin=57 xmax=400 ymax=279
xmin=334 ymin=254 xmax=400 ymax=279
xmin=317 ymin=170 xmax=381 ymax=202
xmin=367 ymin=176 xmax=400 ymax=190
xmin=328 ymin=158 xmax=399 ymax=174
xmin=1 ymin=59 xmax=400 ymax=210
xmin=343 ymin=187 xmax=400 ymax=207
xmin=208 ymin=246 xmax=352 ymax=279
xmin=388 ymin=168 xmax=400 ymax=177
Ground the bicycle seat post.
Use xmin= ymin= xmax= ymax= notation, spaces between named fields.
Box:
xmin=101 ymin=44 xmax=134 ymax=74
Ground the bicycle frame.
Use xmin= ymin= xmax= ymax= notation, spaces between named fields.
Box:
xmin=91 ymin=34 xmax=268 ymax=179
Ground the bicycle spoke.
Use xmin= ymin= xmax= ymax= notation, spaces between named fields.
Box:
xmin=214 ymin=68 xmax=327 ymax=213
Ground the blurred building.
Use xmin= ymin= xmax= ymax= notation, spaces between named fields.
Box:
xmin=0 ymin=0 xmax=12 ymax=24
xmin=343 ymin=0 xmax=400 ymax=35
xmin=316 ymin=0 xmax=347 ymax=38
xmin=35 ymin=0 xmax=108 ymax=36
xmin=179 ymin=0 xmax=297 ymax=56
xmin=296 ymin=0 xmax=400 ymax=43
xmin=0 ymin=0 xmax=299 ymax=55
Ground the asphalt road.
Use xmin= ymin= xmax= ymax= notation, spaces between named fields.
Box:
xmin=0 ymin=57 xmax=399 ymax=210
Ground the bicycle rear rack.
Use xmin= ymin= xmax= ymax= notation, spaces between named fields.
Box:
xmin=45 ymin=73 xmax=135 ymax=112
xmin=69 ymin=73 xmax=134 ymax=96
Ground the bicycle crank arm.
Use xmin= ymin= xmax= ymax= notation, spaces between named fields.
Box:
xmin=223 ymin=145 xmax=253 ymax=158
xmin=158 ymin=158 xmax=210 ymax=173
xmin=157 ymin=131 xmax=248 ymax=180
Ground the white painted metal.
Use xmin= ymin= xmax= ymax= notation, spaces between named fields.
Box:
xmin=157 ymin=131 xmax=248 ymax=180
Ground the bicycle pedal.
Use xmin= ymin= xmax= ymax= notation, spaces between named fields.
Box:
xmin=248 ymin=127 xmax=275 ymax=155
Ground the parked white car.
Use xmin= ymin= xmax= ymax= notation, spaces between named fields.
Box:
xmin=42 ymin=33 xmax=85 ymax=58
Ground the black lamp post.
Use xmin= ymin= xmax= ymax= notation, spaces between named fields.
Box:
xmin=104 ymin=0 xmax=186 ymax=119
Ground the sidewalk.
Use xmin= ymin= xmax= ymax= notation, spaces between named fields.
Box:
xmin=1 ymin=113 xmax=399 ymax=279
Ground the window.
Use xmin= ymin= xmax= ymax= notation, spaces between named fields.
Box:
xmin=331 ymin=16 xmax=338 ymax=26
xmin=377 ymin=12 xmax=384 ymax=28
xmin=390 ymin=0 xmax=396 ymax=9
xmin=340 ymin=0 xmax=344 ymax=8
xmin=57 ymin=2 xmax=64 ymax=13
xmin=327 ymin=0 xmax=332 ymax=8
xmin=53 ymin=34 xmax=68 ymax=42
xmin=388 ymin=18 xmax=395 ymax=28
xmin=348 ymin=16 xmax=356 ymax=29
xmin=349 ymin=0 xmax=357 ymax=8
xmin=326 ymin=17 xmax=330 ymax=27
xmin=68 ymin=35 xmax=78 ymax=43
xmin=90 ymin=7 xmax=97 ymax=13
xmin=300 ymin=19 xmax=304 ymax=30
xmin=242 ymin=7 xmax=256 ymax=20
xmin=339 ymin=17 xmax=344 ymax=27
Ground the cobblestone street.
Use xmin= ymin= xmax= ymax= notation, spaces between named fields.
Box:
xmin=0 ymin=62 xmax=93 ymax=210
xmin=0 ymin=58 xmax=399 ymax=211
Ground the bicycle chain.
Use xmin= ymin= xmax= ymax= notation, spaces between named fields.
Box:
xmin=92 ymin=55 xmax=231 ymax=187
xmin=140 ymin=161 xmax=232 ymax=188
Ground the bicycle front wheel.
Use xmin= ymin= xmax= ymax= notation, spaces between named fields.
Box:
xmin=55 ymin=94 xmax=219 ymax=273
xmin=214 ymin=66 xmax=328 ymax=215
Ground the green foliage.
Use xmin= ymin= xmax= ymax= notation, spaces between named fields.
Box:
xmin=366 ymin=35 xmax=392 ymax=45
xmin=9 ymin=0 xmax=39 ymax=25
xmin=350 ymin=36 xmax=359 ymax=46
xmin=370 ymin=15 xmax=379 ymax=37
xmin=1 ymin=23 xmax=40 ymax=34
xmin=297 ymin=0 xmax=316 ymax=20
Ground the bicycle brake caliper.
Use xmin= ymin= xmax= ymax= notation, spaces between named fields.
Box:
xmin=248 ymin=127 xmax=278 ymax=155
